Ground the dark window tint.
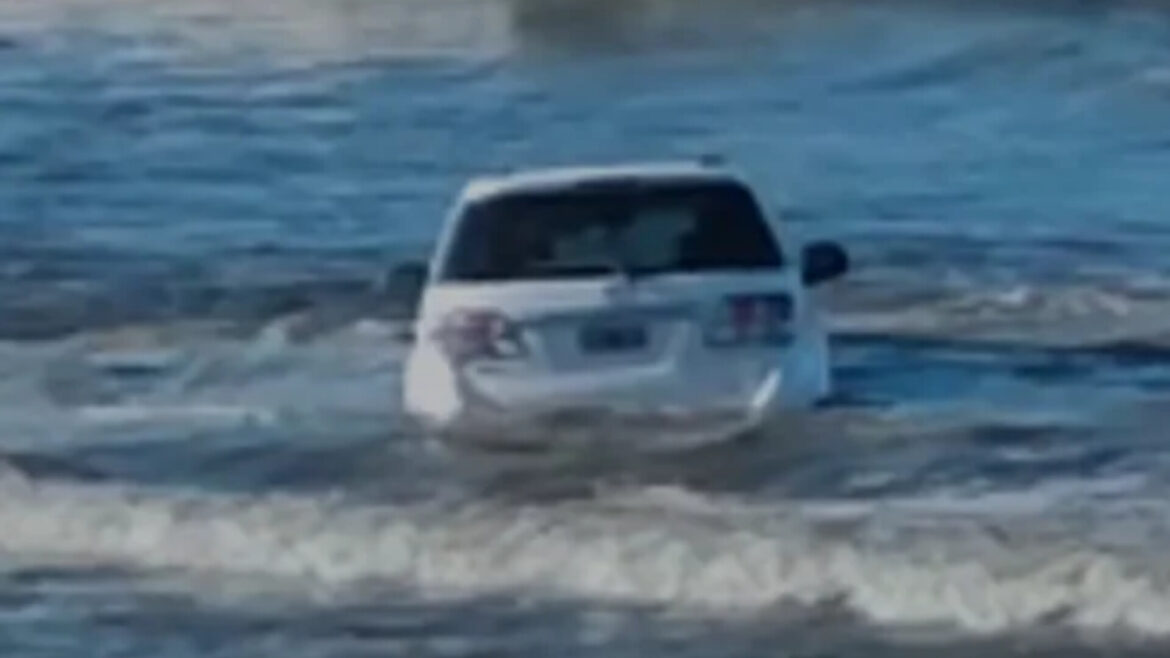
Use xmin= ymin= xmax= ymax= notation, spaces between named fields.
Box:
xmin=438 ymin=180 xmax=783 ymax=282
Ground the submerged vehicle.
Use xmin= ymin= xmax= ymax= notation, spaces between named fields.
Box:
xmin=395 ymin=159 xmax=849 ymax=450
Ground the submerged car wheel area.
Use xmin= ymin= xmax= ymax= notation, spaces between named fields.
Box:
xmin=399 ymin=160 xmax=848 ymax=450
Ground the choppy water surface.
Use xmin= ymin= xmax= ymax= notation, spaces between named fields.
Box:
xmin=5 ymin=0 xmax=1170 ymax=654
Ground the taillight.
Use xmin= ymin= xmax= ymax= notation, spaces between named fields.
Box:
xmin=705 ymin=293 xmax=793 ymax=346
xmin=434 ymin=309 xmax=526 ymax=361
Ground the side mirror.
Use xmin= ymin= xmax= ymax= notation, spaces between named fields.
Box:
xmin=800 ymin=241 xmax=849 ymax=287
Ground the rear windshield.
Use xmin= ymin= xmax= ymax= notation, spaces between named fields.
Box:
xmin=437 ymin=180 xmax=783 ymax=282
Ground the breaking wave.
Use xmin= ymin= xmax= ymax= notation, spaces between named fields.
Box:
xmin=1 ymin=475 xmax=1169 ymax=637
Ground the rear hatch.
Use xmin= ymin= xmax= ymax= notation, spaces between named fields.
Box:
xmin=422 ymin=174 xmax=794 ymax=400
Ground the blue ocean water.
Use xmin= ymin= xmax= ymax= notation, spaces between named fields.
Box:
xmin=4 ymin=0 xmax=1170 ymax=654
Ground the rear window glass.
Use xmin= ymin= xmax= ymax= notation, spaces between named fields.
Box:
xmin=437 ymin=180 xmax=783 ymax=282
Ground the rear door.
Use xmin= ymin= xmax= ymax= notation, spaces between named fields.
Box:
xmin=424 ymin=177 xmax=794 ymax=374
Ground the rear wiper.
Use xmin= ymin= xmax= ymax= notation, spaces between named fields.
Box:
xmin=605 ymin=256 xmax=667 ymax=283
xmin=530 ymin=257 xmax=635 ymax=281
xmin=602 ymin=255 xmax=646 ymax=284
xmin=522 ymin=258 xmax=664 ymax=282
xmin=523 ymin=262 xmax=620 ymax=279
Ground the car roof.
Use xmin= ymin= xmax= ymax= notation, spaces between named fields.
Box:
xmin=460 ymin=160 xmax=750 ymax=203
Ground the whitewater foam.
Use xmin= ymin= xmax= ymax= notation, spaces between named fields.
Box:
xmin=832 ymin=279 xmax=1170 ymax=353
xmin=75 ymin=403 xmax=278 ymax=427
xmin=2 ymin=477 xmax=1169 ymax=637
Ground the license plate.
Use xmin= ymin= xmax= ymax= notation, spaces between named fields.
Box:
xmin=579 ymin=322 xmax=648 ymax=353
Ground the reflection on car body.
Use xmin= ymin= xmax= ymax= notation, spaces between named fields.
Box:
xmin=399 ymin=159 xmax=849 ymax=451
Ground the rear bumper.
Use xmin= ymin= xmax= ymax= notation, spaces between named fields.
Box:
xmin=421 ymin=403 xmax=772 ymax=451
xmin=404 ymin=346 xmax=790 ymax=450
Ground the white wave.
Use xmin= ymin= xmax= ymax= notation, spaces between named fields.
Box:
xmin=75 ymin=403 xmax=277 ymax=427
xmin=2 ymin=477 xmax=1170 ymax=637
xmin=834 ymin=282 xmax=1170 ymax=347
xmin=0 ymin=319 xmax=402 ymax=448
xmin=81 ymin=327 xmax=191 ymax=374
xmin=0 ymin=0 xmax=517 ymax=66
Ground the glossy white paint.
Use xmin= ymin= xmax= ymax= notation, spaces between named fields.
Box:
xmin=403 ymin=161 xmax=837 ymax=449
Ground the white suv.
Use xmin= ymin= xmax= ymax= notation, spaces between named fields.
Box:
xmin=395 ymin=160 xmax=848 ymax=449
